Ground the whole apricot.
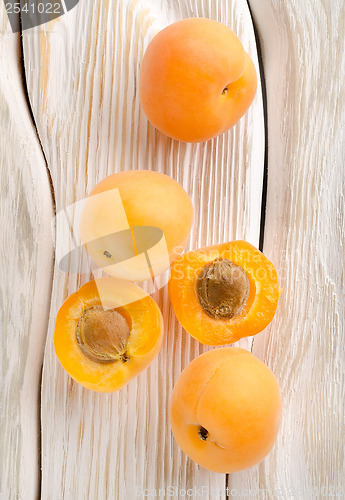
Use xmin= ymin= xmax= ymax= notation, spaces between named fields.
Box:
xmin=80 ymin=170 xmax=193 ymax=281
xmin=139 ymin=18 xmax=257 ymax=142
xmin=169 ymin=348 xmax=281 ymax=472
xmin=54 ymin=277 xmax=164 ymax=392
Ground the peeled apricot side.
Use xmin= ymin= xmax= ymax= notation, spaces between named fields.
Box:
xmin=169 ymin=348 xmax=282 ymax=473
xmin=80 ymin=170 xmax=193 ymax=281
xmin=54 ymin=277 xmax=163 ymax=392
xmin=139 ymin=18 xmax=257 ymax=142
xmin=168 ymin=240 xmax=280 ymax=345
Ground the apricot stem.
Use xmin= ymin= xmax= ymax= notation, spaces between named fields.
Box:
xmin=198 ymin=426 xmax=209 ymax=441
xmin=222 ymin=85 xmax=229 ymax=95
xmin=76 ymin=306 xmax=130 ymax=364
xmin=197 ymin=258 xmax=250 ymax=320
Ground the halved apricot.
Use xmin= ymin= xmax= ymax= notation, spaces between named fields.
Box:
xmin=54 ymin=277 xmax=163 ymax=392
xmin=169 ymin=347 xmax=282 ymax=472
xmin=168 ymin=240 xmax=280 ymax=345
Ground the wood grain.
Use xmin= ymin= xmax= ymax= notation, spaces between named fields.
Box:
xmin=22 ymin=0 xmax=264 ymax=498
xmin=0 ymin=5 xmax=54 ymax=500
xmin=229 ymin=0 xmax=345 ymax=497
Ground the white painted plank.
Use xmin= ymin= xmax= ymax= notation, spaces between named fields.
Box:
xmin=22 ymin=0 xmax=264 ymax=497
xmin=230 ymin=0 xmax=345 ymax=498
xmin=0 ymin=5 xmax=54 ymax=500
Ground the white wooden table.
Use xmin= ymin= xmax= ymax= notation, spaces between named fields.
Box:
xmin=1 ymin=1 xmax=344 ymax=499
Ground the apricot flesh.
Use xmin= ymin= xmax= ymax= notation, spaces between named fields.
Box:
xmin=169 ymin=348 xmax=282 ymax=473
xmin=54 ymin=278 xmax=164 ymax=392
xmin=139 ymin=18 xmax=257 ymax=142
xmin=80 ymin=170 xmax=193 ymax=281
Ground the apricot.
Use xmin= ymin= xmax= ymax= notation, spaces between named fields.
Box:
xmin=169 ymin=348 xmax=282 ymax=473
xmin=80 ymin=170 xmax=193 ymax=281
xmin=54 ymin=277 xmax=163 ymax=392
xmin=169 ymin=240 xmax=280 ymax=345
xmin=139 ymin=18 xmax=257 ymax=142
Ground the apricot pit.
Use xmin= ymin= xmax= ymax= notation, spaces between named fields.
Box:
xmin=76 ymin=306 xmax=130 ymax=364
xmin=197 ymin=258 xmax=250 ymax=320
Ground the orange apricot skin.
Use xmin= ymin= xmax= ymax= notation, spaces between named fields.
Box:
xmin=169 ymin=348 xmax=282 ymax=473
xmin=168 ymin=240 xmax=281 ymax=345
xmin=54 ymin=278 xmax=163 ymax=392
xmin=80 ymin=170 xmax=193 ymax=281
xmin=139 ymin=18 xmax=257 ymax=142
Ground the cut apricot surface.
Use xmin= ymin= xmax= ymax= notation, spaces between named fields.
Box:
xmin=168 ymin=240 xmax=280 ymax=345
xmin=54 ymin=277 xmax=163 ymax=392
xmin=169 ymin=347 xmax=282 ymax=473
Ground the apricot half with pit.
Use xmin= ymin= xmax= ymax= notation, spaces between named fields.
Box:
xmin=80 ymin=170 xmax=193 ymax=281
xmin=54 ymin=277 xmax=163 ymax=392
xmin=169 ymin=348 xmax=282 ymax=473
xmin=169 ymin=240 xmax=281 ymax=345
